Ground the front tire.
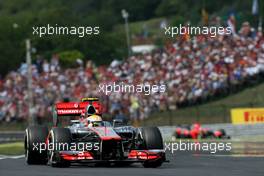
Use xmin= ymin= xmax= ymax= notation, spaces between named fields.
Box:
xmin=48 ymin=127 xmax=72 ymax=167
xmin=140 ymin=127 xmax=164 ymax=168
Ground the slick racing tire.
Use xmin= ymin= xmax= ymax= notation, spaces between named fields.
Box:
xmin=140 ymin=127 xmax=164 ymax=168
xmin=141 ymin=127 xmax=163 ymax=150
xmin=48 ymin=127 xmax=72 ymax=167
xmin=24 ymin=125 xmax=49 ymax=164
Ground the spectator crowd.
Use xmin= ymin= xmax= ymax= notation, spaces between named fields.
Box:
xmin=0 ymin=21 xmax=264 ymax=123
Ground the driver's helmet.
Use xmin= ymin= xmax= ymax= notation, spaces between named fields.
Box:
xmin=86 ymin=115 xmax=103 ymax=127
xmin=193 ymin=123 xmax=201 ymax=130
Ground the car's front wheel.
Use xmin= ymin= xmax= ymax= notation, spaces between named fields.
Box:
xmin=139 ymin=127 xmax=165 ymax=168
xmin=48 ymin=127 xmax=72 ymax=167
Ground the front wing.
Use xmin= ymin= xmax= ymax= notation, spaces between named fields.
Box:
xmin=58 ymin=149 xmax=167 ymax=163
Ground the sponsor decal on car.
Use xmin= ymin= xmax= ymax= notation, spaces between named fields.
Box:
xmin=57 ymin=109 xmax=83 ymax=115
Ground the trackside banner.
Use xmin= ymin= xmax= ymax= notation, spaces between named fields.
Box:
xmin=231 ymin=108 xmax=264 ymax=124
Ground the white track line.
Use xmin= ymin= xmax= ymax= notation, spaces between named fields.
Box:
xmin=0 ymin=155 xmax=24 ymax=160
xmin=197 ymin=154 xmax=264 ymax=157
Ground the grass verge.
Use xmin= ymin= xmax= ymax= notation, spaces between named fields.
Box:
xmin=0 ymin=142 xmax=24 ymax=155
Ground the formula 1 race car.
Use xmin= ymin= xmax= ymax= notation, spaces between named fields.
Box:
xmin=24 ymin=98 xmax=166 ymax=168
xmin=172 ymin=123 xmax=230 ymax=140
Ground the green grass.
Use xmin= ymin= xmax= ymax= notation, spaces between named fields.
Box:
xmin=0 ymin=142 xmax=24 ymax=155
xmin=143 ymin=82 xmax=264 ymax=126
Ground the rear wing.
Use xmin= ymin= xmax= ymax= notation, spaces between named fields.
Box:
xmin=52 ymin=100 xmax=103 ymax=126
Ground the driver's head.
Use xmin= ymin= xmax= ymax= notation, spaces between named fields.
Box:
xmin=86 ymin=115 xmax=102 ymax=127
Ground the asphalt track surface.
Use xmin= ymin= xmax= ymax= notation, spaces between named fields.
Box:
xmin=1 ymin=151 xmax=264 ymax=176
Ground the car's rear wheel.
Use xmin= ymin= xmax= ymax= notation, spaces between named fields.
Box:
xmin=140 ymin=127 xmax=164 ymax=168
xmin=24 ymin=125 xmax=48 ymax=164
xmin=48 ymin=127 xmax=72 ymax=167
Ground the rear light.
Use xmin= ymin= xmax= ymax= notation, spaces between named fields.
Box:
xmin=128 ymin=150 xmax=160 ymax=160
xmin=61 ymin=151 xmax=93 ymax=160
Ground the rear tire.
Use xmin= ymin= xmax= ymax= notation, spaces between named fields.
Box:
xmin=140 ymin=127 xmax=164 ymax=168
xmin=24 ymin=125 xmax=48 ymax=165
xmin=48 ymin=127 xmax=72 ymax=167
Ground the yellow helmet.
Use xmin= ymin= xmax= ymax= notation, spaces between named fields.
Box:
xmin=87 ymin=115 xmax=102 ymax=122
xmin=86 ymin=115 xmax=102 ymax=127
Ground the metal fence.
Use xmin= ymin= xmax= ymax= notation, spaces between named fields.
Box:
xmin=0 ymin=131 xmax=24 ymax=143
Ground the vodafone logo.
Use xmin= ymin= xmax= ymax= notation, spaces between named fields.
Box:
xmin=74 ymin=103 xmax=78 ymax=108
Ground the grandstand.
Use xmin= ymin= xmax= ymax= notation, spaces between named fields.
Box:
xmin=0 ymin=20 xmax=263 ymax=125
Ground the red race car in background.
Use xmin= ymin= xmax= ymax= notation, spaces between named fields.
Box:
xmin=172 ymin=123 xmax=231 ymax=140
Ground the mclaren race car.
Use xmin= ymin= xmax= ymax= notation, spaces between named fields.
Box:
xmin=24 ymin=98 xmax=166 ymax=168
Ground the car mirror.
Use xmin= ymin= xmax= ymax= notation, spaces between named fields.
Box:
xmin=113 ymin=119 xmax=127 ymax=127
